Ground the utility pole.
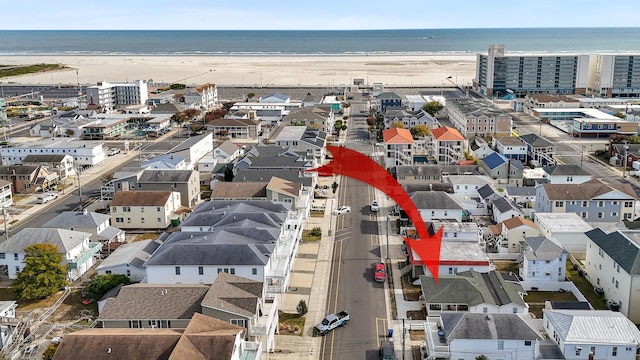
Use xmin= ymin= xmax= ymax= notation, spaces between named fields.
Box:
xmin=402 ymin=318 xmax=406 ymax=360
xmin=76 ymin=168 xmax=83 ymax=208
xmin=2 ymin=208 xmax=8 ymax=242
xmin=386 ymin=214 xmax=390 ymax=260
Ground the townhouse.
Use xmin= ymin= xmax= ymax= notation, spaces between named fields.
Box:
xmin=430 ymin=126 xmax=466 ymax=165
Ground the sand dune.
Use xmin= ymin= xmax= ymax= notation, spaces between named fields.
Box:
xmin=0 ymin=55 xmax=476 ymax=88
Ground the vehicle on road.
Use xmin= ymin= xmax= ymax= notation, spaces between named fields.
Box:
xmin=370 ymin=200 xmax=379 ymax=212
xmin=334 ymin=206 xmax=351 ymax=215
xmin=379 ymin=340 xmax=395 ymax=359
xmin=373 ymin=262 xmax=386 ymax=283
xmin=37 ymin=192 xmax=58 ymax=204
xmin=108 ymin=148 xmax=121 ymax=156
xmin=316 ymin=310 xmax=350 ymax=335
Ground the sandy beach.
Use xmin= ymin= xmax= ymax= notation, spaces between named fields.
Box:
xmin=0 ymin=55 xmax=476 ymax=88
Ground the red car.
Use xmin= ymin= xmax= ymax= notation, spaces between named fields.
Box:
xmin=373 ymin=262 xmax=386 ymax=283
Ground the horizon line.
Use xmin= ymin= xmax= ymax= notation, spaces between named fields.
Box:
xmin=2 ymin=26 xmax=640 ymax=31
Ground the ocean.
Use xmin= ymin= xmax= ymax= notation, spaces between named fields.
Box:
xmin=1 ymin=28 xmax=640 ymax=56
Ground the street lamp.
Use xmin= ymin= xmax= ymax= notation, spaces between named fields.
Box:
xmin=386 ymin=213 xmax=391 ymax=260
xmin=581 ymin=145 xmax=585 ymax=167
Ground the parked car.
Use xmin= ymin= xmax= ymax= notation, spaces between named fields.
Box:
xmin=373 ymin=262 xmax=386 ymax=283
xmin=108 ymin=148 xmax=121 ymax=156
xmin=37 ymin=192 xmax=58 ymax=204
xmin=316 ymin=310 xmax=350 ymax=335
xmin=379 ymin=340 xmax=395 ymax=360
xmin=334 ymin=206 xmax=351 ymax=215
xmin=370 ymin=200 xmax=379 ymax=212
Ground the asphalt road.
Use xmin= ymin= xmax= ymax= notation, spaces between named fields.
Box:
xmin=320 ymin=113 xmax=388 ymax=359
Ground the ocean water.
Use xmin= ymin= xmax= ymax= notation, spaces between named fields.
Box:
xmin=0 ymin=28 xmax=639 ymax=56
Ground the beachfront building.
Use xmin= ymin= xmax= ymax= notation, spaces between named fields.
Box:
xmin=523 ymin=94 xmax=581 ymax=116
xmin=384 ymin=109 xmax=438 ymax=131
xmin=446 ymin=97 xmax=512 ymax=138
xmin=382 ymin=128 xmax=414 ymax=168
xmin=0 ymin=139 xmax=106 ymax=167
xmin=587 ymin=53 xmax=640 ymax=98
xmin=184 ymin=83 xmax=218 ymax=110
xmin=475 ymin=44 xmax=590 ymax=98
xmin=375 ymin=92 xmax=402 ymax=112
xmin=430 ymin=126 xmax=466 ymax=165
xmin=85 ymin=80 xmax=149 ymax=110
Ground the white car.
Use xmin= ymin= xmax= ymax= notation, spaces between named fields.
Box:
xmin=37 ymin=192 xmax=58 ymax=204
xmin=370 ymin=200 xmax=379 ymax=212
xmin=334 ymin=206 xmax=351 ymax=215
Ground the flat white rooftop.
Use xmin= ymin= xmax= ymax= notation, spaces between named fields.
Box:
xmin=533 ymin=108 xmax=619 ymax=120
xmin=534 ymin=213 xmax=593 ymax=233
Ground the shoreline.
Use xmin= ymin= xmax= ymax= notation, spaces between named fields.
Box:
xmin=0 ymin=54 xmax=477 ymax=87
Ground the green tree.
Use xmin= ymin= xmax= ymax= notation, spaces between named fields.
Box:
xmin=247 ymin=92 xmax=256 ymax=100
xmin=169 ymin=83 xmax=186 ymax=90
xmin=12 ymin=244 xmax=68 ymax=301
xmin=476 ymin=356 xmax=489 ymax=360
xmin=43 ymin=343 xmax=59 ymax=360
xmin=341 ymin=125 xmax=347 ymax=131
xmin=296 ymin=299 xmax=308 ymax=316
xmin=422 ymin=101 xmax=444 ymax=116
xmin=613 ymin=111 xmax=627 ymax=119
xmin=390 ymin=121 xmax=405 ymax=129
xmin=86 ymin=274 xmax=131 ymax=300
xmin=224 ymin=167 xmax=234 ymax=182
xmin=411 ymin=124 xmax=431 ymax=137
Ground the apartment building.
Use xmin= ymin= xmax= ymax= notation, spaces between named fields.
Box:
xmin=446 ymin=97 xmax=512 ymax=138
xmin=85 ymin=80 xmax=149 ymax=110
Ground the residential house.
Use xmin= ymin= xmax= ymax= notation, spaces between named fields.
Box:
xmin=384 ymin=109 xmax=438 ymax=131
xmin=534 ymin=213 xmax=593 ymax=258
xmin=282 ymin=105 xmax=335 ymax=133
xmin=0 ymin=301 xmax=18 ymax=350
xmin=444 ymin=175 xmax=495 ymax=198
xmin=375 ymin=92 xmax=402 ymax=112
xmin=212 ymin=140 xmax=242 ymax=164
xmin=233 ymin=169 xmax=315 ymax=193
xmin=211 ymin=182 xmax=267 ymax=201
xmin=492 ymin=136 xmax=527 ymax=162
xmin=487 ymin=216 xmax=540 ymax=254
xmin=21 ymin=154 xmax=75 ymax=180
xmin=584 ymin=228 xmax=640 ymax=323
xmin=0 ymin=228 xmax=100 ymax=281
xmin=42 ymin=209 xmax=125 ymax=243
xmin=0 ymin=180 xmax=12 ymax=208
xmin=0 ymin=165 xmax=57 ymax=193
xmin=96 ymin=239 xmax=162 ymax=282
xmin=504 ymin=186 xmax=536 ymax=211
xmin=523 ymin=94 xmax=581 ymax=116
xmin=396 ymin=165 xmax=480 ymax=184
xmin=410 ymin=191 xmax=464 ymax=222
xmin=206 ymin=118 xmax=261 ymax=140
xmin=609 ymin=143 xmax=640 ymax=170
xmin=480 ymin=152 xmax=524 ymax=185
xmin=519 ymin=236 xmax=568 ymax=283
xmin=446 ymin=97 xmax=513 ymax=138
xmin=166 ymin=133 xmax=214 ymax=167
xmin=468 ymin=137 xmax=493 ymax=160
xmin=424 ymin=313 xmax=544 ymax=360
xmin=274 ymin=126 xmax=327 ymax=163
xmin=519 ymin=133 xmax=556 ymax=167
xmin=141 ymin=154 xmax=189 ymax=170
xmin=383 ymin=128 xmax=414 ymax=168
xmin=420 ymin=270 xmax=528 ymax=316
xmin=543 ymin=164 xmax=592 ymax=184
xmin=234 ymin=145 xmax=317 ymax=172
xmin=28 ymin=122 xmax=60 ymax=137
xmin=534 ymin=179 xmax=637 ymax=223
xmin=110 ymin=190 xmax=181 ymax=229
xmin=491 ymin=197 xmax=525 ymax=224
xmin=477 ymin=183 xmax=502 ymax=205
xmin=55 ymin=313 xmax=260 ymax=360
xmin=430 ymin=126 xmax=466 ymax=165
xmin=112 ymin=169 xmax=200 ymax=208
xmin=543 ymin=309 xmax=640 ymax=360
xmin=1 ymin=139 xmax=107 ymax=167
xmin=184 ymin=83 xmax=217 ymax=110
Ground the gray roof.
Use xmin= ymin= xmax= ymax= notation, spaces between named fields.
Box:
xmin=168 ymin=133 xmax=210 ymax=153
xmin=42 ymin=211 xmax=111 ymax=229
xmin=477 ymin=184 xmax=497 ymax=200
xmin=585 ymin=228 xmax=640 ymax=275
xmin=376 ymin=92 xmax=402 ymax=100
xmin=0 ymin=228 xmax=92 ymax=253
xmin=201 ymin=273 xmax=263 ymax=317
xmin=420 ymin=270 xmax=526 ymax=307
xmin=215 ymin=140 xmax=240 ymax=155
xmin=545 ymin=164 xmax=591 ymax=176
xmin=234 ymin=169 xmax=313 ymax=188
xmin=395 ymin=165 xmax=479 ymax=178
xmin=523 ymin=236 xmax=566 ymax=260
xmin=97 ymin=240 xmax=161 ymax=271
xmin=492 ymin=197 xmax=521 ymax=214
xmin=183 ymin=200 xmax=290 ymax=228
xmin=409 ymin=191 xmax=462 ymax=210
xmin=442 ymin=313 xmax=542 ymax=341
xmin=504 ymin=186 xmax=536 ymax=196
xmin=22 ymin=154 xmax=70 ymax=163
xmin=142 ymin=154 xmax=185 ymax=168
xmin=543 ymin=309 xmax=640 ymax=344
xmin=138 ymin=169 xmax=195 ymax=183
xmin=98 ymin=284 xmax=209 ymax=320
xmin=519 ymin=133 xmax=553 ymax=148
xmin=144 ymin=230 xmax=276 ymax=266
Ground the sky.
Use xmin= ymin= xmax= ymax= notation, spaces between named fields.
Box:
xmin=2 ymin=0 xmax=638 ymax=30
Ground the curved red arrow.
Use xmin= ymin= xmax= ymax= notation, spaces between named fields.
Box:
xmin=307 ymin=145 xmax=442 ymax=281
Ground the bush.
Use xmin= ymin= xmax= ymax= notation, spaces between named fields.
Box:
xmin=310 ymin=227 xmax=322 ymax=237
xmin=86 ymin=274 xmax=131 ymax=300
xmin=296 ymin=299 xmax=308 ymax=316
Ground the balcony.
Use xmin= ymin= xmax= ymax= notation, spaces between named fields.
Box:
xmin=239 ymin=340 xmax=262 ymax=360
xmin=68 ymin=242 xmax=101 ymax=269
xmin=249 ymin=298 xmax=278 ymax=336
xmin=424 ymin=317 xmax=451 ymax=359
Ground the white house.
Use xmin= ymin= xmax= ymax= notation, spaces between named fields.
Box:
xmin=543 ymin=164 xmax=593 ymax=184
xmin=166 ymin=133 xmax=214 ymax=167
xmin=383 ymin=128 xmax=414 ymax=168
xmin=184 ymin=83 xmax=217 ymax=110
xmin=0 ymin=228 xmax=100 ymax=281
xmin=274 ymin=126 xmax=327 ymax=163
xmin=42 ymin=209 xmax=125 ymax=244
xmin=491 ymin=197 xmax=525 ymax=224
xmin=212 ymin=140 xmax=242 ymax=164
xmin=487 ymin=216 xmax=540 ymax=253
xmin=492 ymin=136 xmax=527 ymax=162
xmin=0 ymin=139 xmax=106 ymax=167
xmin=0 ymin=301 xmax=17 ymax=350
xmin=96 ymin=239 xmax=162 ymax=282
xmin=534 ymin=212 xmax=593 ymax=258
xmin=444 ymin=175 xmax=494 ymax=197
xmin=520 ymin=236 xmax=568 ymax=283
xmin=110 ymin=191 xmax=181 ymax=229
xmin=543 ymin=309 xmax=640 ymax=360
xmin=409 ymin=191 xmax=463 ymax=222
xmin=584 ymin=228 xmax=640 ymax=323
xmin=430 ymin=126 xmax=466 ymax=165
xmin=141 ymin=154 xmax=189 ymax=170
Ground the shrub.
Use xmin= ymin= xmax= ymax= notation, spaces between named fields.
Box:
xmin=296 ymin=299 xmax=308 ymax=316
xmin=310 ymin=227 xmax=322 ymax=237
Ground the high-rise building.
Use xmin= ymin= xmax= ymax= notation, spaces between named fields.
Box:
xmin=85 ymin=80 xmax=148 ymax=110
xmin=587 ymin=54 xmax=640 ymax=98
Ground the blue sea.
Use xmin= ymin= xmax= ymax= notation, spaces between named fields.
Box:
xmin=0 ymin=28 xmax=639 ymax=56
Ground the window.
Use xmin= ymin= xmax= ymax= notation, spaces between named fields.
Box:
xmin=231 ymin=319 xmax=246 ymax=328
xmin=591 ymin=346 xmax=596 ymax=355
xmin=576 ymin=347 xmax=582 ymax=355
xmin=497 ymin=341 xmax=504 ymax=350
xmin=0 ymin=253 xmax=4 ymax=260
xmin=127 ymin=218 xmax=131 ymax=223
xmin=230 ymin=268 xmax=235 ymax=275
xmin=129 ymin=320 xmax=142 ymax=328
xmin=613 ymin=346 xmax=618 ymax=356
xmin=157 ymin=207 xmax=161 ymax=212
xmin=123 ymin=206 xmax=131 ymax=212
xmin=252 ymin=268 xmax=257 ymax=275
xmin=512 ymin=307 xmax=517 ymax=313
xmin=624 ymin=201 xmax=633 ymax=208
xmin=115 ymin=217 xmax=123 ymax=223
xmin=14 ymin=253 xmax=18 ymax=260
xmin=141 ymin=218 xmax=145 ymax=223
xmin=555 ymin=201 xmax=563 ymax=207
xmin=483 ymin=307 xmax=488 ymax=313
xmin=15 ymin=266 xmax=19 ymax=273
xmin=175 ymin=266 xmax=181 ymax=275
xmin=582 ymin=201 xmax=588 ymax=207
xmin=112 ymin=207 xmax=117 ymax=213
xmin=598 ymin=201 xmax=604 ymax=207
xmin=198 ymin=266 xmax=204 ymax=275
xmin=524 ymin=340 xmax=532 ymax=346
xmin=598 ymin=212 xmax=604 ymax=218
xmin=581 ymin=212 xmax=587 ymax=218
xmin=157 ymin=218 xmax=161 ymax=222
xmin=616 ymin=280 xmax=619 ymax=288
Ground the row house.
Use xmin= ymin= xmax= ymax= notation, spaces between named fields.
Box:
xmin=274 ymin=126 xmax=327 ymax=163
xmin=0 ymin=165 xmax=56 ymax=193
xmin=184 ymin=83 xmax=218 ymax=110
xmin=282 ymin=105 xmax=335 ymax=134
xmin=110 ymin=169 xmax=200 ymax=208
xmin=492 ymin=136 xmax=527 ymax=162
xmin=534 ymin=179 xmax=637 ymax=223
xmin=110 ymin=190 xmax=182 ymax=229
xmin=206 ymin=118 xmax=261 ymax=140
xmin=518 ymin=133 xmax=556 ymax=167
xmin=0 ymin=139 xmax=106 ymax=167
xmin=522 ymin=94 xmax=581 ymax=116
xmin=382 ymin=128 xmax=414 ymax=168
xmin=430 ymin=126 xmax=466 ymax=165
xmin=446 ymin=97 xmax=512 ymax=138
xmin=21 ymin=154 xmax=75 ymax=179
xmin=395 ymin=165 xmax=480 ymax=184
xmin=383 ymin=109 xmax=438 ymax=131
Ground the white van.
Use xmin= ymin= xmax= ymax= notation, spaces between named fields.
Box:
xmin=37 ymin=192 xmax=58 ymax=204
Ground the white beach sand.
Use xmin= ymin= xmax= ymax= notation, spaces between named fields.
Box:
xmin=0 ymin=55 xmax=476 ymax=88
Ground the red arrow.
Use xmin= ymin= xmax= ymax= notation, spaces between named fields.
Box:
xmin=308 ymin=145 xmax=442 ymax=281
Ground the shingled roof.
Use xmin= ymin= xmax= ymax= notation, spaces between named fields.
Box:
xmin=201 ymin=273 xmax=263 ymax=317
xmin=540 ymin=179 xmax=637 ymax=200
xmin=585 ymin=228 xmax=640 ymax=275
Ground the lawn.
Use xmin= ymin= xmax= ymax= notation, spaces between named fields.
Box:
xmin=131 ymin=233 xmax=161 ymax=242
xmin=301 ymin=228 xmax=322 ymax=242
xmin=310 ymin=210 xmax=325 ymax=218
xmin=524 ymin=291 xmax=577 ymax=303
xmin=401 ymin=274 xmax=422 ymax=301
xmin=565 ymin=260 xmax=608 ymax=310
xmin=51 ymin=289 xmax=98 ymax=322
xmin=278 ymin=311 xmax=305 ymax=336
xmin=493 ymin=261 xmax=519 ymax=274
xmin=0 ymin=63 xmax=70 ymax=78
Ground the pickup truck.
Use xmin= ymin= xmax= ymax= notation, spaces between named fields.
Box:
xmin=316 ymin=310 xmax=350 ymax=335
